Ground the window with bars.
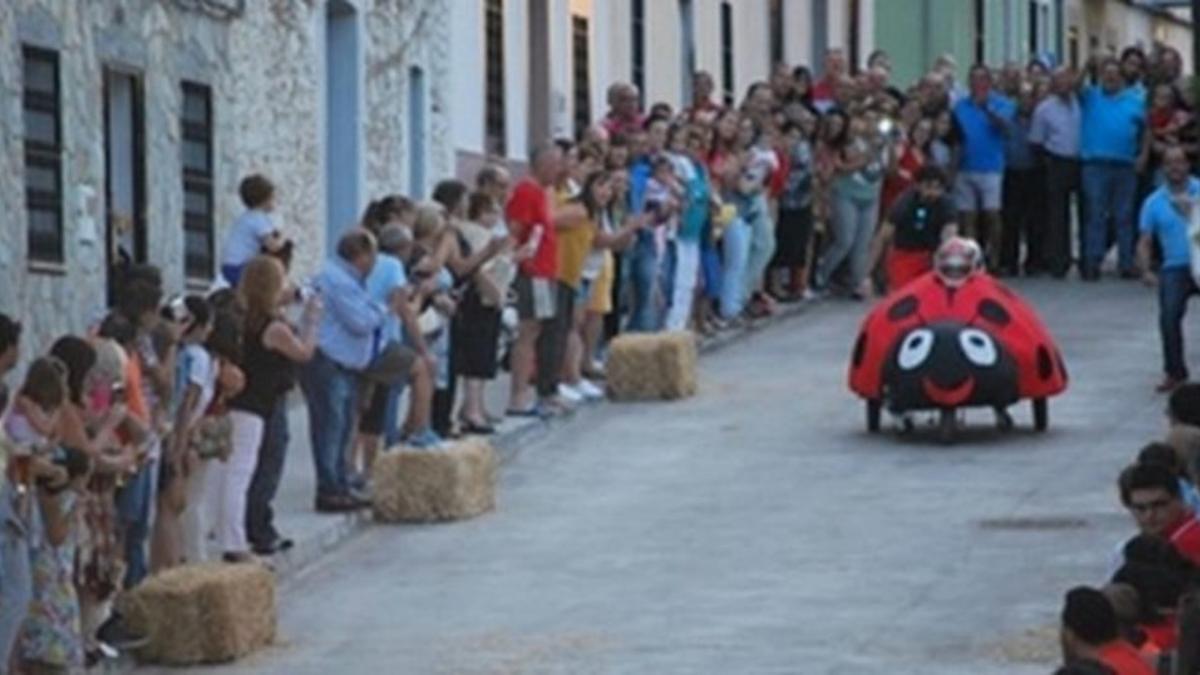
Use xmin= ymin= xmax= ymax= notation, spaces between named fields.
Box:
xmin=974 ymin=0 xmax=986 ymax=64
xmin=181 ymin=82 xmax=215 ymax=281
xmin=572 ymin=15 xmax=591 ymax=139
xmin=484 ymin=0 xmax=506 ymax=156
xmin=23 ymin=46 xmax=64 ymax=265
xmin=769 ymin=0 xmax=784 ymax=68
xmin=632 ymin=0 xmax=645 ymax=106
xmin=720 ymin=2 xmax=734 ymax=106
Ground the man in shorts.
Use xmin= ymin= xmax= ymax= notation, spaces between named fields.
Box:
xmin=506 ymin=143 xmax=567 ymax=418
xmin=952 ymin=65 xmax=1015 ymax=269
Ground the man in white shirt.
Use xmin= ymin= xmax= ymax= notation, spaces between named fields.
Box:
xmin=1029 ymin=67 xmax=1083 ymax=278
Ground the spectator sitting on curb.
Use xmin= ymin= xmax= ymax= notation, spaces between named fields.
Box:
xmin=1059 ymin=586 xmax=1154 ymax=675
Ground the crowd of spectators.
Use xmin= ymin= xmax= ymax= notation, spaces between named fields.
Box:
xmin=0 ymin=39 xmax=1198 ymax=673
xmin=1056 ymin=385 xmax=1200 ymax=674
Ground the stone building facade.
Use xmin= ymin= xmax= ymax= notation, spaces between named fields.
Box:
xmin=1 ymin=0 xmax=452 ymax=355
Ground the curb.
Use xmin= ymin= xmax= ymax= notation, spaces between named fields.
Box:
xmin=109 ymin=299 xmax=816 ymax=672
xmin=274 ymin=298 xmax=816 ymax=582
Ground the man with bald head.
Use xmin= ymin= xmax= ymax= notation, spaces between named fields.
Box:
xmin=301 ymin=227 xmax=388 ymax=511
xmin=505 ymin=142 xmax=572 ymax=417
xmin=602 ymin=82 xmax=644 ymax=137
xmin=1030 ymin=66 xmax=1083 ymax=278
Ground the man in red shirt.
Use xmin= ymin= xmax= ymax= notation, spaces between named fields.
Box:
xmin=1119 ymin=462 xmax=1200 ymax=565
xmin=683 ymin=71 xmax=722 ymax=125
xmin=601 ymin=83 xmax=645 ymax=138
xmin=1060 ymin=586 xmax=1154 ymax=675
xmin=505 ymin=142 xmax=565 ymax=417
xmin=810 ymin=48 xmax=847 ymax=112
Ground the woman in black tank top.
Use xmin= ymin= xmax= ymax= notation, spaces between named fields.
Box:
xmin=216 ymin=256 xmax=320 ymax=563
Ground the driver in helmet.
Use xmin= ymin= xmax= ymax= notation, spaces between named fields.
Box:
xmin=934 ymin=237 xmax=984 ymax=287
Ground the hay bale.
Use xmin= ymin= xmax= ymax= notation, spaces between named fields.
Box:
xmin=120 ymin=562 xmax=275 ymax=665
xmin=606 ymin=331 xmax=697 ymax=401
xmin=991 ymin=625 xmax=1060 ymax=664
xmin=373 ymin=438 xmax=497 ymax=523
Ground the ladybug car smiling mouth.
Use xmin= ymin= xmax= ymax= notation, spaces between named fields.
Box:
xmin=921 ymin=377 xmax=975 ymax=406
xmin=883 ymin=322 xmax=1019 ymax=412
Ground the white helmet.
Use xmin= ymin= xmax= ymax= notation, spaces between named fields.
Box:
xmin=934 ymin=237 xmax=983 ymax=287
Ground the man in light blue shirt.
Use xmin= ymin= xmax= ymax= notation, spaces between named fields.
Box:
xmin=1080 ymin=57 xmax=1148 ymax=280
xmin=1029 ymin=67 xmax=1082 ymax=278
xmin=1138 ymin=146 xmax=1199 ymax=392
xmin=361 ymin=224 xmax=439 ymax=451
xmin=952 ymin=65 xmax=1015 ymax=269
xmin=299 ymin=229 xmax=387 ymax=512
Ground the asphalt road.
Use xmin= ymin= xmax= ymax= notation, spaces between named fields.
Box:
xmin=158 ymin=278 xmax=1183 ymax=675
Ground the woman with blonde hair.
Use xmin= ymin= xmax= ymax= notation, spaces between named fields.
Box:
xmin=219 ymin=256 xmax=320 ymax=562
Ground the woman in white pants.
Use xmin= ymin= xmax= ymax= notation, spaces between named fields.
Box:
xmin=219 ymin=256 xmax=319 ymax=562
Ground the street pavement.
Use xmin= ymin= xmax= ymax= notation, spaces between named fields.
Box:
xmin=144 ymin=278 xmax=1183 ymax=674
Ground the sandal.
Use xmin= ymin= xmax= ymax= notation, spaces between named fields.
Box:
xmin=459 ymin=419 xmax=496 ymax=435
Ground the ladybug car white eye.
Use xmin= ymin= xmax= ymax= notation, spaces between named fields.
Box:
xmin=897 ymin=329 xmax=935 ymax=370
xmin=958 ymin=329 xmax=998 ymax=367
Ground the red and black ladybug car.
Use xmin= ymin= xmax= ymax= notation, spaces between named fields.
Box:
xmin=847 ymin=239 xmax=1068 ymax=442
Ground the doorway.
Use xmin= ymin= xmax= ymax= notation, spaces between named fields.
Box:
xmin=325 ymin=0 xmax=362 ymax=253
xmin=103 ymin=68 xmax=146 ymax=303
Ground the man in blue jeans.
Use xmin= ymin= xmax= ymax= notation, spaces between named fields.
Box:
xmin=1138 ymin=146 xmax=1198 ymax=393
xmin=1081 ymin=56 xmax=1148 ymax=281
xmin=300 ymin=229 xmax=387 ymax=513
xmin=626 ymin=118 xmax=669 ymax=332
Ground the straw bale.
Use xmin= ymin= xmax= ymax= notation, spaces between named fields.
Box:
xmin=606 ymin=331 xmax=697 ymax=401
xmin=120 ymin=562 xmax=275 ymax=665
xmin=373 ymin=438 xmax=497 ymax=523
xmin=991 ymin=624 xmax=1059 ymax=664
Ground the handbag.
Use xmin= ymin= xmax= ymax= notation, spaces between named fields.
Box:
xmin=187 ymin=414 xmax=232 ymax=461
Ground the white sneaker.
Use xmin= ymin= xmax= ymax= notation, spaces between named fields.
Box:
xmin=557 ymin=383 xmax=584 ymax=403
xmin=577 ymin=379 xmax=605 ymax=400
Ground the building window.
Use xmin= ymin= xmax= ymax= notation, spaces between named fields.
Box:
xmin=1068 ymin=26 xmax=1079 ymax=69
xmin=23 ymin=46 xmax=64 ymax=265
xmin=1039 ymin=4 xmax=1050 ymax=54
xmin=973 ymin=0 xmax=986 ymax=64
xmin=848 ymin=0 xmax=861 ymax=75
xmin=680 ymin=0 xmax=696 ymax=103
xmin=181 ymin=82 xmax=214 ymax=281
xmin=1029 ymin=1 xmax=1039 ymax=57
xmin=484 ymin=0 xmax=505 ymax=156
xmin=572 ymin=15 xmax=591 ymax=139
xmin=632 ymin=0 xmax=645 ymax=105
xmin=769 ymin=0 xmax=784 ymax=67
xmin=720 ymin=1 xmax=734 ymax=106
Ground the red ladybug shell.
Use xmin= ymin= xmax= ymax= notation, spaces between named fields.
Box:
xmin=848 ymin=272 xmax=1068 ymax=401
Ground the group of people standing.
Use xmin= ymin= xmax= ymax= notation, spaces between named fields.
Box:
xmin=2 ymin=38 xmax=1199 ymax=674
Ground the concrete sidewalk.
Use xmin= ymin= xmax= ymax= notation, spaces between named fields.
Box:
xmin=258 ymin=302 xmax=814 ymax=583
